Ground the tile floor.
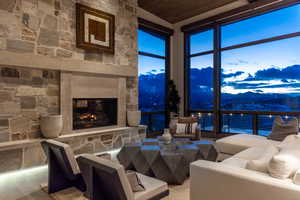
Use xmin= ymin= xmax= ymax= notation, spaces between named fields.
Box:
xmin=0 ymin=166 xmax=190 ymax=200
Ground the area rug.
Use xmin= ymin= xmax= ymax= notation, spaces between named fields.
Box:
xmin=41 ymin=179 xmax=190 ymax=200
xmin=41 ymin=184 xmax=87 ymax=200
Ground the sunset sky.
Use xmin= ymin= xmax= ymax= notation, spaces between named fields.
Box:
xmin=190 ymin=4 xmax=300 ymax=95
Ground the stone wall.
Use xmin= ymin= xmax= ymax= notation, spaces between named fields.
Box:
xmin=0 ymin=0 xmax=138 ymax=109
xmin=0 ymin=66 xmax=60 ymax=142
xmin=0 ymin=0 xmax=139 ymax=143
xmin=0 ymin=126 xmax=146 ymax=173
xmin=0 ymin=0 xmax=138 ymax=66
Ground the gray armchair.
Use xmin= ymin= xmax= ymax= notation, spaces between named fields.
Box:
xmin=41 ymin=139 xmax=86 ymax=194
xmin=77 ymin=154 xmax=169 ymax=200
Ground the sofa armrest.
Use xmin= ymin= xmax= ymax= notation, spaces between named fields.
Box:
xmin=190 ymin=160 xmax=300 ymax=200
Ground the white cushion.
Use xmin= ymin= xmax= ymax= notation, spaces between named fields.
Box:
xmin=246 ymin=146 xmax=279 ymax=173
xmin=278 ymin=134 xmax=300 ymax=150
xmin=176 ymin=123 xmax=197 ymax=134
xmin=234 ymin=146 xmax=269 ymax=160
xmin=126 ymin=171 xmax=145 ymax=192
xmin=221 ymin=157 xmax=248 ymax=168
xmin=268 ymin=149 xmax=300 ymax=179
xmin=217 ymin=153 xmax=232 ymax=161
xmin=216 ymin=134 xmax=280 ymax=155
xmin=134 ymin=173 xmax=168 ymax=200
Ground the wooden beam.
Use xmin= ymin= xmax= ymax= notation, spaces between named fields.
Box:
xmin=0 ymin=51 xmax=137 ymax=77
xmin=138 ymin=18 xmax=174 ymax=36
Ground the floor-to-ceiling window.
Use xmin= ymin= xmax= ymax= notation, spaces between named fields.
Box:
xmin=138 ymin=20 xmax=172 ymax=134
xmin=187 ymin=29 xmax=214 ymax=131
xmin=185 ymin=2 xmax=300 ymax=136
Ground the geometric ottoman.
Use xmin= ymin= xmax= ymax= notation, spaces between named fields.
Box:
xmin=117 ymin=138 xmax=218 ymax=184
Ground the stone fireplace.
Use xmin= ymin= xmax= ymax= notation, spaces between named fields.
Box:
xmin=0 ymin=0 xmax=144 ymax=174
xmin=60 ymin=72 xmax=127 ymax=134
xmin=0 ymin=0 xmax=139 ymax=141
xmin=73 ymin=98 xmax=118 ymax=130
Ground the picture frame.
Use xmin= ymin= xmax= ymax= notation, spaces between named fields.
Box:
xmin=76 ymin=3 xmax=115 ymax=53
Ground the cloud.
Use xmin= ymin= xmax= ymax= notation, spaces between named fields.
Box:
xmin=190 ymin=67 xmax=213 ymax=87
xmin=227 ymin=82 xmax=262 ymax=89
xmin=238 ymin=59 xmax=248 ymax=64
xmin=255 ymin=65 xmax=300 ymax=80
xmin=226 ymin=59 xmax=249 ymax=66
xmin=222 ymin=71 xmax=244 ymax=78
xmin=256 ymin=82 xmax=300 ymax=89
xmin=227 ymin=62 xmax=239 ymax=66
xmin=242 ymin=74 xmax=256 ymax=81
xmin=223 ymin=65 xmax=300 ymax=92
xmin=188 ymin=65 xmax=300 ymax=95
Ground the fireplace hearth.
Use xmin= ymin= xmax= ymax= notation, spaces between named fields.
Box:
xmin=73 ymin=98 xmax=118 ymax=130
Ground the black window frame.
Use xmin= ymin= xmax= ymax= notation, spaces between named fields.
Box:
xmin=183 ymin=1 xmax=300 ymax=138
xmin=138 ymin=18 xmax=173 ymax=134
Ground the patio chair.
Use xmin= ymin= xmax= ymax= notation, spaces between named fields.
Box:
xmin=170 ymin=117 xmax=200 ymax=140
xmin=41 ymin=140 xmax=86 ymax=194
xmin=77 ymin=154 xmax=169 ymax=200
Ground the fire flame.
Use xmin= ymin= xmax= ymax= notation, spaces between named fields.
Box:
xmin=79 ymin=113 xmax=97 ymax=121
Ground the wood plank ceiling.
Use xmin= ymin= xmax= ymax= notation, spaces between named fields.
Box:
xmin=138 ymin=0 xmax=239 ymax=23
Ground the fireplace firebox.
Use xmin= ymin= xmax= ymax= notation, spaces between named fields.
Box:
xmin=73 ymin=98 xmax=117 ymax=130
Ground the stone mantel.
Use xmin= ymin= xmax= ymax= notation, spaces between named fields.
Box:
xmin=0 ymin=125 xmax=147 ymax=174
xmin=0 ymin=51 xmax=137 ymax=77
xmin=0 ymin=126 xmax=146 ymax=151
xmin=60 ymin=71 xmax=127 ymax=134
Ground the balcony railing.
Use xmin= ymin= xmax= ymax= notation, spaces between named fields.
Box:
xmin=141 ymin=111 xmax=166 ymax=134
xmin=190 ymin=110 xmax=300 ymax=137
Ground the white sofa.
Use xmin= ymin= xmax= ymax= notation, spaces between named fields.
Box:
xmin=216 ymin=134 xmax=280 ymax=160
xmin=190 ymin=134 xmax=300 ymax=200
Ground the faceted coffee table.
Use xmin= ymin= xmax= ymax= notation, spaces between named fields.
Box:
xmin=117 ymin=138 xmax=218 ymax=184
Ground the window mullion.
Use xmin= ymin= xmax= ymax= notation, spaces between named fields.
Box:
xmin=213 ymin=25 xmax=221 ymax=137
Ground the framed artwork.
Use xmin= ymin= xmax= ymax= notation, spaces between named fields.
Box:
xmin=76 ymin=3 xmax=115 ymax=53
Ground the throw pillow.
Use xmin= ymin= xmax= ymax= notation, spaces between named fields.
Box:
xmin=268 ymin=116 xmax=299 ymax=141
xmin=176 ymin=123 xmax=198 ymax=135
xmin=246 ymin=145 xmax=279 ymax=173
xmin=176 ymin=123 xmax=187 ymax=135
xmin=126 ymin=171 xmax=145 ymax=192
xmin=268 ymin=149 xmax=300 ymax=179
xmin=278 ymin=134 xmax=300 ymax=150
xmin=96 ymin=153 xmax=111 ymax=160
